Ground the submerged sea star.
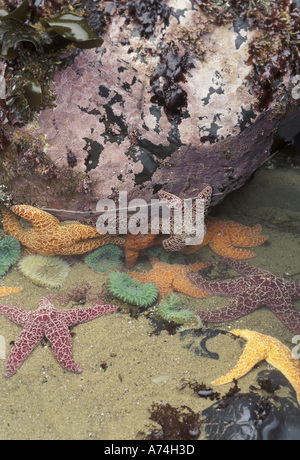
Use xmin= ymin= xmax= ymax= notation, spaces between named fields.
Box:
xmin=158 ymin=185 xmax=212 ymax=252
xmin=0 ymin=295 xmax=118 ymax=376
xmin=127 ymin=257 xmax=210 ymax=298
xmin=189 ymin=258 xmax=300 ymax=333
xmin=122 ymin=233 xmax=165 ymax=268
xmin=0 ymin=287 xmax=23 ymax=298
xmin=0 ymin=205 xmax=124 ymax=256
xmin=183 ymin=217 xmax=268 ymax=259
xmin=212 ymin=329 xmax=300 ymax=404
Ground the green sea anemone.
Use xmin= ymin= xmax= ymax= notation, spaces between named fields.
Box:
xmin=107 ymin=271 xmax=159 ymax=307
xmin=0 ymin=235 xmax=21 ymax=276
xmin=157 ymin=293 xmax=195 ymax=325
xmin=84 ymin=245 xmax=123 ymax=273
xmin=18 ymin=255 xmax=70 ymax=289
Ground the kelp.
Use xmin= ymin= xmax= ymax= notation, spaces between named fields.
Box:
xmin=0 ymin=0 xmax=103 ymax=121
xmin=0 ymin=21 xmax=44 ymax=60
xmin=41 ymin=13 xmax=104 ymax=48
xmin=0 ymin=1 xmax=103 ymax=57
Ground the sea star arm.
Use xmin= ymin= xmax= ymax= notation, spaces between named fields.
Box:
xmin=5 ymin=324 xmax=45 ymax=377
xmin=196 ymin=295 xmax=257 ymax=322
xmin=59 ymin=304 xmax=118 ymax=327
xmin=11 ymin=205 xmax=60 ymax=230
xmin=124 ymin=248 xmax=139 ymax=269
xmin=211 ymin=340 xmax=267 ymax=386
xmin=158 ymin=190 xmax=183 ymax=210
xmin=223 ymin=257 xmax=271 ymax=277
xmin=292 ymin=281 xmax=300 ymax=299
xmin=188 ymin=273 xmax=246 ymax=296
xmin=66 ymin=223 xmax=105 ymax=242
xmin=59 ymin=238 xmax=110 ymax=255
xmin=126 ymin=271 xmax=151 ymax=284
xmin=230 ymin=224 xmax=268 ymax=248
xmin=197 ymin=185 xmax=212 ymax=217
xmin=0 ymin=206 xmax=23 ymax=239
xmin=158 ymin=191 xmax=185 ymax=252
xmin=173 ymin=277 xmax=209 ymax=298
xmin=0 ymin=305 xmax=30 ymax=327
xmin=210 ymin=233 xmax=257 ymax=259
xmin=267 ymin=346 xmax=300 ymax=404
xmin=162 ymin=235 xmax=186 ymax=252
xmin=267 ymin=299 xmax=300 ymax=334
xmin=189 ymin=262 xmax=211 ymax=272
xmin=45 ymin=323 xmax=83 ymax=373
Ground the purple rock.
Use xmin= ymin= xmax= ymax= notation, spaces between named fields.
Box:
xmin=1 ymin=0 xmax=299 ymax=211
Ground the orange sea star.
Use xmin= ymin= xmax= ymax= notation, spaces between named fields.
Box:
xmin=126 ymin=257 xmax=210 ymax=298
xmin=0 ymin=205 xmax=124 ymax=256
xmin=212 ymin=329 xmax=300 ymax=404
xmin=183 ymin=217 xmax=268 ymax=259
xmin=0 ymin=287 xmax=23 ymax=298
xmin=122 ymin=233 xmax=166 ymax=268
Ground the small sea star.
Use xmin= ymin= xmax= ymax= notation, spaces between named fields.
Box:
xmin=189 ymin=258 xmax=300 ymax=333
xmin=158 ymin=185 xmax=212 ymax=252
xmin=127 ymin=257 xmax=210 ymax=298
xmin=0 ymin=295 xmax=118 ymax=376
xmin=212 ymin=329 xmax=300 ymax=404
xmin=0 ymin=287 xmax=23 ymax=298
xmin=183 ymin=217 xmax=268 ymax=259
xmin=122 ymin=233 xmax=165 ymax=268
xmin=0 ymin=205 xmax=124 ymax=256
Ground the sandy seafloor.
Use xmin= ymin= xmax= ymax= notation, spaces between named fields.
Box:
xmin=0 ymin=163 xmax=299 ymax=440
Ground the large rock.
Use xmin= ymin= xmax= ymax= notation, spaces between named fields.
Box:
xmin=1 ymin=0 xmax=299 ymax=212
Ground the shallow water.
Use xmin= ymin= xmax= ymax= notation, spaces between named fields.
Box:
xmin=0 ymin=161 xmax=299 ymax=440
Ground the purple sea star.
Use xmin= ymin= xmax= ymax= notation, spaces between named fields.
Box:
xmin=158 ymin=184 xmax=212 ymax=251
xmin=0 ymin=295 xmax=118 ymax=376
xmin=189 ymin=257 xmax=300 ymax=333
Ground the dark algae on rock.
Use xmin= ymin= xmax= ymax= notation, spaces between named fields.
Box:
xmin=150 ymin=44 xmax=195 ymax=123
xmin=228 ymin=0 xmax=300 ymax=111
xmin=137 ymin=401 xmax=202 ymax=440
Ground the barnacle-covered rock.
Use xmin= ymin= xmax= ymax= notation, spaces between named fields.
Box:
xmin=1 ymin=0 xmax=299 ymax=211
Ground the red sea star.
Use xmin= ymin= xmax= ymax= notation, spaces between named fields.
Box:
xmin=189 ymin=258 xmax=300 ymax=333
xmin=0 ymin=295 xmax=118 ymax=376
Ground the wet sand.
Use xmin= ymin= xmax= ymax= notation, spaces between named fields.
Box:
xmin=0 ymin=165 xmax=299 ymax=440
